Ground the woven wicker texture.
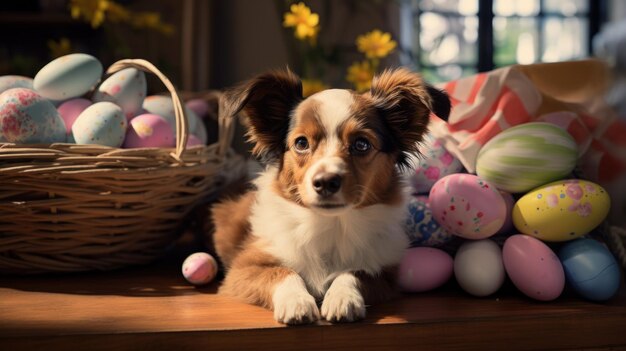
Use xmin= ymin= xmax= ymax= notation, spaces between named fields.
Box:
xmin=0 ymin=59 xmax=242 ymax=274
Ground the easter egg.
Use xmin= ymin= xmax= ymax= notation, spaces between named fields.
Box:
xmin=429 ymin=174 xmax=506 ymax=239
xmin=0 ymin=75 xmax=33 ymax=94
xmin=93 ymin=67 xmax=147 ymax=120
xmin=186 ymin=134 xmax=204 ymax=148
xmin=182 ymin=252 xmax=218 ymax=285
xmin=143 ymin=95 xmax=201 ymax=135
xmin=512 ymin=179 xmax=610 ymax=242
xmin=497 ymin=191 xmax=515 ymax=235
xmin=408 ymin=134 xmax=464 ymax=194
xmin=404 ymin=197 xmax=454 ymax=247
xmin=34 ymin=53 xmax=103 ymax=100
xmin=57 ymin=98 xmax=91 ymax=135
xmin=123 ymin=113 xmax=175 ymax=148
xmin=558 ymin=238 xmax=621 ymax=301
xmin=71 ymin=102 xmax=127 ymax=147
xmin=476 ymin=122 xmax=578 ymax=193
xmin=454 ymin=239 xmax=506 ymax=297
xmin=186 ymin=98 xmax=210 ymax=118
xmin=0 ymin=88 xmax=66 ymax=143
xmin=397 ymin=247 xmax=454 ymax=292
xmin=503 ymin=235 xmax=565 ymax=301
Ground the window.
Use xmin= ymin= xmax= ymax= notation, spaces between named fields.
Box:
xmin=400 ymin=0 xmax=607 ymax=83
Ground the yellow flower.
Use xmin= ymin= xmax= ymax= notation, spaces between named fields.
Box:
xmin=346 ymin=61 xmax=375 ymax=92
xmin=48 ymin=38 xmax=73 ymax=59
xmin=70 ymin=0 xmax=110 ymax=28
xmin=132 ymin=12 xmax=175 ymax=35
xmin=356 ymin=30 xmax=397 ymax=59
xmin=283 ymin=2 xmax=319 ymax=41
xmin=302 ymin=79 xmax=328 ymax=97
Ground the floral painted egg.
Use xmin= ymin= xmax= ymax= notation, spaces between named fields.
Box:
xmin=0 ymin=88 xmax=66 ymax=143
xmin=405 ymin=196 xmax=454 ymax=247
xmin=476 ymin=122 xmax=578 ymax=193
xmin=512 ymin=179 xmax=610 ymax=242
xmin=123 ymin=113 xmax=175 ymax=148
xmin=72 ymin=102 xmax=127 ymax=147
xmin=57 ymin=98 xmax=92 ymax=136
xmin=409 ymin=134 xmax=464 ymax=194
xmin=34 ymin=53 xmax=103 ymax=100
xmin=92 ymin=67 xmax=147 ymax=120
xmin=0 ymin=75 xmax=33 ymax=94
xmin=503 ymin=235 xmax=565 ymax=301
xmin=429 ymin=174 xmax=506 ymax=239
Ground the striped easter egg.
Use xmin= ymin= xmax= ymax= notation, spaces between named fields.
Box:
xmin=476 ymin=122 xmax=577 ymax=193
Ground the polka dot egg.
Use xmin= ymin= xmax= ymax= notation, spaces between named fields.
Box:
xmin=408 ymin=133 xmax=464 ymax=194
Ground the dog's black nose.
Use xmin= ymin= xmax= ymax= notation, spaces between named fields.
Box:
xmin=312 ymin=173 xmax=342 ymax=197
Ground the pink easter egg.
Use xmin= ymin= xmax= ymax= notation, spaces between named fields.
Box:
xmin=397 ymin=247 xmax=453 ymax=292
xmin=182 ymin=252 xmax=218 ymax=285
xmin=57 ymin=98 xmax=91 ymax=134
xmin=186 ymin=134 xmax=204 ymax=147
xmin=123 ymin=113 xmax=175 ymax=148
xmin=503 ymin=235 xmax=565 ymax=301
xmin=429 ymin=174 xmax=506 ymax=239
xmin=185 ymin=98 xmax=210 ymax=118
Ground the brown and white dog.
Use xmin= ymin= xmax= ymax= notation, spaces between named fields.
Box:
xmin=211 ymin=67 xmax=450 ymax=324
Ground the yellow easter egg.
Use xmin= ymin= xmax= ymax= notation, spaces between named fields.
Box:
xmin=512 ymin=179 xmax=610 ymax=242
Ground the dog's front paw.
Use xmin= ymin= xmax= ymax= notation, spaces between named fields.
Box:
xmin=321 ymin=277 xmax=366 ymax=323
xmin=272 ymin=275 xmax=320 ymax=325
xmin=273 ymin=291 xmax=320 ymax=325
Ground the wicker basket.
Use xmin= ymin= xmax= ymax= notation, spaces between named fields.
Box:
xmin=0 ymin=59 xmax=244 ymax=274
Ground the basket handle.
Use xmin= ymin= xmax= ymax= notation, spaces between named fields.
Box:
xmin=107 ymin=59 xmax=189 ymax=160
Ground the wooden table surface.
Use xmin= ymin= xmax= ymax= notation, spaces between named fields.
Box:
xmin=1 ymin=235 xmax=625 ymax=351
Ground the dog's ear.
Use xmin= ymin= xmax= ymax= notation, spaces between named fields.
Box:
xmin=221 ymin=68 xmax=303 ymax=160
xmin=368 ymin=68 xmax=450 ymax=168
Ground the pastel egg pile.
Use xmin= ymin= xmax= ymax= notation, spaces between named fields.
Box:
xmin=0 ymin=53 xmax=210 ymax=148
xmin=400 ymin=122 xmax=621 ymax=302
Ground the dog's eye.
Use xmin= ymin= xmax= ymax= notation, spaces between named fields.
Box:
xmin=294 ymin=137 xmax=309 ymax=152
xmin=352 ymin=137 xmax=371 ymax=154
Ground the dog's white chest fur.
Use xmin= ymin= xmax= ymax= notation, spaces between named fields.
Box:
xmin=250 ymin=168 xmax=410 ymax=298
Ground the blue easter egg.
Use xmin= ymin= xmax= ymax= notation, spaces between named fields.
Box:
xmin=405 ymin=197 xmax=454 ymax=247
xmin=558 ymin=238 xmax=621 ymax=301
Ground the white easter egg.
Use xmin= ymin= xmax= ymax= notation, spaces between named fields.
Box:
xmin=454 ymin=239 xmax=506 ymax=297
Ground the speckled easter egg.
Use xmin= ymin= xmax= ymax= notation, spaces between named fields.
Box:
xmin=0 ymin=75 xmax=33 ymax=94
xmin=512 ymin=179 xmax=610 ymax=242
xmin=57 ymin=98 xmax=91 ymax=135
xmin=71 ymin=102 xmax=127 ymax=147
xmin=503 ymin=235 xmax=565 ymax=301
xmin=409 ymin=134 xmax=464 ymax=194
xmin=93 ymin=68 xmax=147 ymax=120
xmin=476 ymin=122 xmax=578 ymax=193
xmin=429 ymin=174 xmax=506 ymax=239
xmin=0 ymin=88 xmax=66 ymax=143
xmin=182 ymin=252 xmax=218 ymax=285
xmin=123 ymin=113 xmax=175 ymax=148
xmin=405 ymin=196 xmax=454 ymax=247
xmin=34 ymin=53 xmax=103 ymax=100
